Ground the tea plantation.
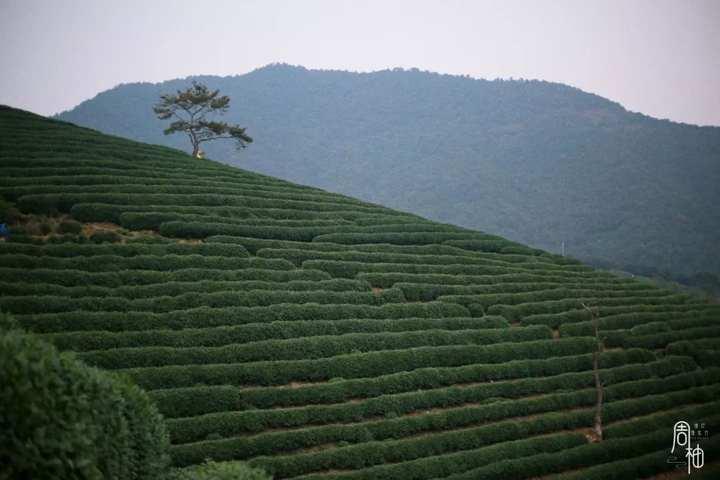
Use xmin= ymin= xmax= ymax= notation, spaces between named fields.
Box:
xmin=2 ymin=105 xmax=719 ymax=478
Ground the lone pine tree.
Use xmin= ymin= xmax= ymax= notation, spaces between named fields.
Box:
xmin=153 ymin=81 xmax=252 ymax=158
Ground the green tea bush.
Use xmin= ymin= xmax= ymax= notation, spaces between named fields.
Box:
xmin=438 ymin=287 xmax=674 ymax=309
xmin=79 ymin=325 xmax=552 ymax=369
xmin=0 ymin=288 xmax=406 ymax=314
xmin=160 ymin=220 xmax=338 ymax=241
xmin=0 ymin=253 xmax=293 ymax=272
xmin=20 ymin=301 xmax=468 ymax=334
xmin=559 ymin=310 xmax=718 ymax=337
xmin=124 ymin=338 xmax=598 ymax=390
xmin=89 ymin=230 xmax=122 ymax=243
xmin=444 ymin=237 xmax=548 ymax=256
xmin=169 ymin=460 xmax=270 ymax=480
xmin=151 ymin=349 xmax=654 ymax=417
xmin=7 ymin=181 xmax=364 ymax=206
xmin=0 ymin=326 xmax=170 ymax=479
xmin=70 ymin=202 xmax=380 ymax=224
xmin=18 ymin=192 xmax=384 ymax=215
xmin=0 ymin=241 xmax=250 ymax=258
xmin=356 ymin=272 xmax=585 ymax=288
xmin=521 ymin=303 xmax=718 ymax=328
xmin=441 ymin=430 xmax=670 ymax=480
xmin=58 ymin=219 xmax=83 ymax=234
xmin=176 ymin=409 xmax=596 ymax=470
xmin=667 ymin=340 xmax=720 ymax=367
xmin=166 ymin=356 xmax=686 ymax=443
xmin=393 ymin=281 xmax=649 ymax=302
xmin=312 ymin=231 xmax=484 ymax=245
xmin=489 ymin=294 xmax=697 ymax=322
xmin=294 ymin=433 xmax=585 ymax=480
xmin=0 ymin=278 xmax=369 ymax=300
xmin=303 ymin=259 xmax=602 ymax=279
xmin=44 ymin=317 xmax=504 ymax=352
xmin=256 ymin=247 xmax=542 ymax=269
xmin=170 ymin=372 xmax=717 ymax=470
xmin=0 ymin=266 xmax=329 ymax=288
xmin=615 ymin=325 xmax=720 ymax=349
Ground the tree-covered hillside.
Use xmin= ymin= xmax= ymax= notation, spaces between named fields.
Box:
xmin=56 ymin=64 xmax=720 ymax=278
xmin=3 ymin=105 xmax=720 ymax=477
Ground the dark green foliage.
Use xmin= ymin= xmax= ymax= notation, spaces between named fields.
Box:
xmin=0 ymin=326 xmax=170 ymax=479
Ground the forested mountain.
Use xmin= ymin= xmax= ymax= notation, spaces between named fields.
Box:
xmin=56 ymin=64 xmax=720 ymax=278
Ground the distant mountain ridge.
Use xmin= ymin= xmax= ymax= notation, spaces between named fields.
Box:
xmin=56 ymin=63 xmax=720 ymax=277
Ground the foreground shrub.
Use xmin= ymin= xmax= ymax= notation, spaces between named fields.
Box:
xmin=0 ymin=323 xmax=170 ymax=479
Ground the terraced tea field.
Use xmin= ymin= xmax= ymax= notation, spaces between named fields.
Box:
xmin=2 ymin=105 xmax=719 ymax=478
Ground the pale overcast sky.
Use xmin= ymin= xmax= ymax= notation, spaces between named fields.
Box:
xmin=1 ymin=0 xmax=718 ymax=125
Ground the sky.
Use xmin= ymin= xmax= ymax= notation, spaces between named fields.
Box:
xmin=1 ymin=0 xmax=719 ymax=126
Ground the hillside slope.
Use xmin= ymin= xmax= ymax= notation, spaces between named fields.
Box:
xmin=2 ymin=105 xmax=720 ymax=478
xmin=56 ymin=64 xmax=720 ymax=278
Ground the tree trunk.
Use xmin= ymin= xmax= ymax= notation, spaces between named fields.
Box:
xmin=189 ymin=129 xmax=201 ymax=158
xmin=592 ymin=348 xmax=604 ymax=441
xmin=584 ymin=303 xmax=604 ymax=442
